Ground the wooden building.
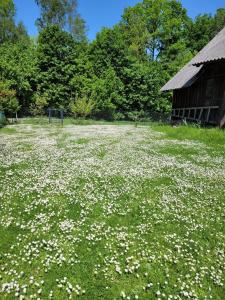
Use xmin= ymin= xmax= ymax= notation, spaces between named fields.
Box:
xmin=161 ymin=27 xmax=225 ymax=127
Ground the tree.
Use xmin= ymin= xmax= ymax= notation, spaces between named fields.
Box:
xmin=161 ymin=40 xmax=193 ymax=77
xmin=29 ymin=92 xmax=48 ymax=116
xmin=186 ymin=9 xmax=225 ymax=55
xmin=0 ymin=40 xmax=37 ymax=113
xmin=89 ymin=26 xmax=130 ymax=78
xmin=0 ymin=0 xmax=28 ymax=44
xmin=36 ymin=25 xmax=77 ymax=110
xmin=35 ymin=0 xmax=74 ymax=29
xmin=213 ymin=8 xmax=225 ymax=35
xmin=0 ymin=0 xmax=16 ymax=44
xmin=120 ymin=3 xmax=149 ymax=61
xmin=35 ymin=0 xmax=87 ymax=42
xmin=91 ymin=67 xmax=125 ymax=119
xmin=0 ymin=81 xmax=20 ymax=116
xmin=68 ymin=14 xmax=87 ymax=42
xmin=123 ymin=62 xmax=170 ymax=114
xmin=187 ymin=14 xmax=214 ymax=53
xmin=121 ymin=0 xmax=191 ymax=62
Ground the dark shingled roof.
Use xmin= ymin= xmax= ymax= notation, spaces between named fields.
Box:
xmin=160 ymin=63 xmax=203 ymax=92
xmin=192 ymin=26 xmax=225 ymax=66
xmin=161 ymin=26 xmax=225 ymax=92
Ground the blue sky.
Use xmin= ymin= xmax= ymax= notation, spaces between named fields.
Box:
xmin=14 ymin=0 xmax=225 ymax=40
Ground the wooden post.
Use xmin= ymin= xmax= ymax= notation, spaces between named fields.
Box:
xmin=198 ymin=108 xmax=203 ymax=122
xmin=194 ymin=108 xmax=197 ymax=120
xmin=188 ymin=109 xmax=191 ymax=119
xmin=206 ymin=108 xmax=211 ymax=123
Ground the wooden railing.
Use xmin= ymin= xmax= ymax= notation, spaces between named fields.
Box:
xmin=172 ymin=106 xmax=219 ymax=123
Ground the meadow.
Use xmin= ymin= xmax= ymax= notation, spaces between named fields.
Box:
xmin=0 ymin=120 xmax=225 ymax=300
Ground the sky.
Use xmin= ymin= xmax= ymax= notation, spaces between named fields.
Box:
xmin=14 ymin=0 xmax=225 ymax=41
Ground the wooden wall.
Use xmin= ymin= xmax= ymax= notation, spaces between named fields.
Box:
xmin=172 ymin=61 xmax=225 ymax=125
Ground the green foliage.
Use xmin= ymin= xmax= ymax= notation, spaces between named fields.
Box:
xmin=0 ymin=40 xmax=37 ymax=113
xmin=0 ymin=0 xmax=28 ymax=44
xmin=36 ymin=25 xmax=77 ymax=109
xmin=123 ymin=62 xmax=171 ymax=114
xmin=89 ymin=26 xmax=130 ymax=77
xmin=127 ymin=110 xmax=144 ymax=122
xmin=91 ymin=68 xmax=125 ymax=119
xmin=1 ymin=0 xmax=224 ymax=121
xmin=0 ymin=0 xmax=16 ymax=44
xmin=69 ymin=96 xmax=95 ymax=118
xmin=161 ymin=40 xmax=193 ymax=76
xmin=187 ymin=14 xmax=214 ymax=53
xmin=187 ymin=9 xmax=225 ymax=54
xmin=68 ymin=13 xmax=87 ymax=42
xmin=121 ymin=0 xmax=191 ymax=62
xmin=214 ymin=8 xmax=225 ymax=35
xmin=29 ymin=92 xmax=48 ymax=116
xmin=35 ymin=0 xmax=76 ymax=29
xmin=0 ymin=81 xmax=20 ymax=115
xmin=35 ymin=0 xmax=87 ymax=42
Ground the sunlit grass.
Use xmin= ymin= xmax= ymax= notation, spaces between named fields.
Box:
xmin=0 ymin=121 xmax=224 ymax=299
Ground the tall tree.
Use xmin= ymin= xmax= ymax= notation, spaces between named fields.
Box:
xmin=35 ymin=0 xmax=72 ymax=29
xmin=121 ymin=0 xmax=191 ymax=62
xmin=89 ymin=26 xmax=130 ymax=78
xmin=35 ymin=0 xmax=87 ymax=42
xmin=0 ymin=0 xmax=15 ymax=44
xmin=0 ymin=40 xmax=37 ymax=113
xmin=187 ymin=14 xmax=214 ymax=53
xmin=36 ymin=25 xmax=77 ymax=109
xmin=213 ymin=8 xmax=225 ymax=35
xmin=68 ymin=14 xmax=87 ymax=42
xmin=0 ymin=0 xmax=28 ymax=44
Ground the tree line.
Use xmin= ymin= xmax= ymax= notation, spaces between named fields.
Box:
xmin=0 ymin=0 xmax=225 ymax=121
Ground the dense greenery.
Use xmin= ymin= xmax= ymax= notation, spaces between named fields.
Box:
xmin=0 ymin=0 xmax=225 ymax=120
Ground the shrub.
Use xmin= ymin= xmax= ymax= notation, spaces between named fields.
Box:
xmin=127 ymin=110 xmax=145 ymax=122
xmin=70 ymin=96 xmax=95 ymax=118
xmin=29 ymin=93 xmax=48 ymax=116
xmin=113 ymin=112 xmax=126 ymax=121
xmin=0 ymin=81 xmax=20 ymax=116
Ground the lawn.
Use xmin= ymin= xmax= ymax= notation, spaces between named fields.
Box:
xmin=0 ymin=121 xmax=225 ymax=300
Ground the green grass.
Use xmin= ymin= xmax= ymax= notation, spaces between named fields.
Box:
xmin=0 ymin=121 xmax=224 ymax=299
xmin=75 ymin=138 xmax=90 ymax=145
xmin=152 ymin=123 xmax=225 ymax=146
xmin=19 ymin=117 xmax=153 ymax=127
xmin=0 ymin=127 xmax=17 ymax=134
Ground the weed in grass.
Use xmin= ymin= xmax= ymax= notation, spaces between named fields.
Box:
xmin=76 ymin=138 xmax=90 ymax=144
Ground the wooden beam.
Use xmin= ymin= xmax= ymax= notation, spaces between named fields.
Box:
xmin=206 ymin=108 xmax=211 ymax=123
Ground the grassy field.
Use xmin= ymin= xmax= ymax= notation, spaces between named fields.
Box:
xmin=0 ymin=121 xmax=225 ymax=299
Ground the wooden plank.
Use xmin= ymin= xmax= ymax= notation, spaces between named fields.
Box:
xmin=194 ymin=108 xmax=197 ymax=120
xmin=198 ymin=108 xmax=203 ymax=121
xmin=206 ymin=108 xmax=211 ymax=123
xmin=188 ymin=109 xmax=191 ymax=119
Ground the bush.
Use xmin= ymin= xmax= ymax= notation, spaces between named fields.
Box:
xmin=113 ymin=112 xmax=126 ymax=121
xmin=70 ymin=96 xmax=95 ymax=118
xmin=0 ymin=81 xmax=20 ymax=116
xmin=127 ymin=110 xmax=145 ymax=122
xmin=29 ymin=93 xmax=48 ymax=116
